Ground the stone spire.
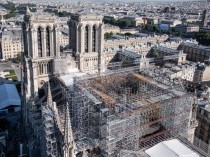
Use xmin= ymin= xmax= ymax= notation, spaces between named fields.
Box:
xmin=47 ymin=82 xmax=53 ymax=108
xmin=26 ymin=6 xmax=31 ymax=15
xmin=63 ymin=102 xmax=75 ymax=157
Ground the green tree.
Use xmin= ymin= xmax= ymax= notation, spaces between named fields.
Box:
xmin=111 ymin=18 xmax=117 ymax=25
xmin=195 ymin=31 xmax=210 ymax=46
xmin=4 ymin=10 xmax=16 ymax=19
xmin=125 ymin=20 xmax=131 ymax=28
xmin=0 ymin=2 xmax=16 ymax=11
xmin=16 ymin=54 xmax=21 ymax=63
xmin=0 ymin=2 xmax=16 ymax=19
xmin=145 ymin=24 xmax=153 ymax=31
xmin=58 ymin=11 xmax=70 ymax=17
xmin=104 ymin=32 xmax=112 ymax=40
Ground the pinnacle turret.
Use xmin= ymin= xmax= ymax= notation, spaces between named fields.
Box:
xmin=26 ymin=6 xmax=31 ymax=15
xmin=63 ymin=102 xmax=75 ymax=157
xmin=47 ymin=83 xmax=53 ymax=108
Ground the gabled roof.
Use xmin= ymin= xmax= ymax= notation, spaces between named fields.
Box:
xmin=0 ymin=84 xmax=21 ymax=109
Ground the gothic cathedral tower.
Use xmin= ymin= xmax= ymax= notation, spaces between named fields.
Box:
xmin=22 ymin=9 xmax=60 ymax=99
xmin=68 ymin=13 xmax=105 ymax=73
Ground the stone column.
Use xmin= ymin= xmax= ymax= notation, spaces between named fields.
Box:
xmin=49 ymin=29 xmax=54 ymax=57
xmin=99 ymin=23 xmax=104 ymax=53
xmin=76 ymin=25 xmax=79 ymax=54
xmin=88 ymin=26 xmax=92 ymax=53
xmin=80 ymin=25 xmax=84 ymax=54
xmin=32 ymin=62 xmax=39 ymax=95
xmin=95 ymin=25 xmax=99 ymax=52
xmin=41 ymin=29 xmax=46 ymax=57
xmin=54 ymin=25 xmax=60 ymax=57
xmin=68 ymin=21 xmax=71 ymax=49
xmin=26 ymin=61 xmax=32 ymax=96
xmin=98 ymin=23 xmax=105 ymax=73
xmin=31 ymin=29 xmax=37 ymax=59
xmin=78 ymin=25 xmax=81 ymax=53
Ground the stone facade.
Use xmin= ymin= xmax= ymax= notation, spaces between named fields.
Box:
xmin=22 ymin=10 xmax=60 ymax=98
xmin=194 ymin=61 xmax=210 ymax=82
xmin=179 ymin=42 xmax=210 ymax=63
xmin=104 ymin=34 xmax=168 ymax=49
xmin=0 ymin=28 xmax=23 ymax=60
xmin=68 ymin=13 xmax=105 ymax=73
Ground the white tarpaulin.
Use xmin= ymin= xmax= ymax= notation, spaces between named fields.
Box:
xmin=145 ymin=139 xmax=200 ymax=157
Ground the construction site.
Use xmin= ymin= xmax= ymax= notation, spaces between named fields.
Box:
xmin=58 ymin=69 xmax=198 ymax=156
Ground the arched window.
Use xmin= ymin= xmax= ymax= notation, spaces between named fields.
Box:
xmin=85 ymin=26 xmax=89 ymax=52
xmin=92 ymin=25 xmax=96 ymax=52
xmin=41 ymin=64 xmax=44 ymax=74
xmin=47 ymin=61 xmax=52 ymax=73
xmin=37 ymin=27 xmax=43 ymax=57
xmin=46 ymin=27 xmax=51 ymax=56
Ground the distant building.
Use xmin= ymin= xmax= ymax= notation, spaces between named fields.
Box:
xmin=122 ymin=16 xmax=144 ymax=27
xmin=200 ymin=27 xmax=210 ymax=32
xmin=158 ymin=18 xmax=182 ymax=27
xmin=0 ymin=28 xmax=23 ymax=60
xmin=147 ymin=18 xmax=158 ymax=25
xmin=194 ymin=61 xmax=210 ymax=82
xmin=104 ymin=24 xmax=120 ymax=34
xmin=142 ymin=62 xmax=195 ymax=82
xmin=104 ymin=34 xmax=168 ymax=49
xmin=179 ymin=42 xmax=210 ymax=63
xmin=60 ymin=31 xmax=69 ymax=47
xmin=154 ymin=46 xmax=187 ymax=65
xmin=175 ymin=24 xmax=199 ymax=33
xmin=103 ymin=15 xmax=118 ymax=22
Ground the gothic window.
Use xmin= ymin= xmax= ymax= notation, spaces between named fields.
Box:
xmin=92 ymin=25 xmax=96 ymax=52
xmin=38 ymin=64 xmax=41 ymax=75
xmin=37 ymin=27 xmax=43 ymax=57
xmin=47 ymin=61 xmax=52 ymax=73
xmin=47 ymin=63 xmax=50 ymax=73
xmin=85 ymin=26 xmax=89 ymax=52
xmin=46 ymin=27 xmax=51 ymax=57
xmin=41 ymin=64 xmax=44 ymax=74
xmin=38 ymin=63 xmax=44 ymax=75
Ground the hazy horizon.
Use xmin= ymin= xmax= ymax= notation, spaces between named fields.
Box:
xmin=27 ymin=0 xmax=206 ymax=2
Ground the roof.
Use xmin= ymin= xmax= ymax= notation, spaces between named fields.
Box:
xmin=145 ymin=139 xmax=200 ymax=157
xmin=119 ymin=50 xmax=141 ymax=59
xmin=0 ymin=84 xmax=21 ymax=109
xmin=59 ymin=72 xmax=86 ymax=87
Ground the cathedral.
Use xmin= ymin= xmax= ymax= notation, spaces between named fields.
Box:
xmin=22 ymin=8 xmax=113 ymax=157
xmin=22 ymin=8 xmax=198 ymax=157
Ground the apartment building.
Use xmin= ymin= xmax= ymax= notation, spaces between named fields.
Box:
xmin=194 ymin=93 xmax=210 ymax=155
xmin=104 ymin=34 xmax=168 ymax=49
xmin=0 ymin=28 xmax=23 ymax=60
xmin=179 ymin=42 xmax=210 ymax=63
xmin=154 ymin=46 xmax=187 ymax=65
xmin=142 ymin=62 xmax=195 ymax=82
xmin=194 ymin=61 xmax=210 ymax=82
xmin=60 ymin=32 xmax=69 ymax=47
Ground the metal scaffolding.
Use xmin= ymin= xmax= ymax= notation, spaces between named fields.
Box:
xmin=61 ymin=70 xmax=196 ymax=156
